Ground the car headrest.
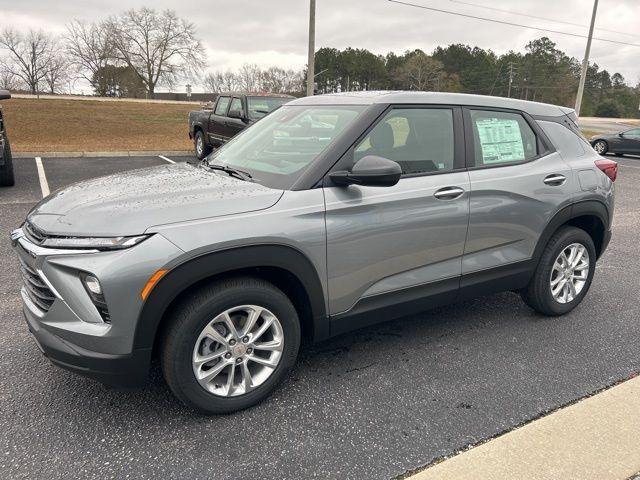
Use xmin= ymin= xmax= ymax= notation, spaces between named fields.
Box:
xmin=370 ymin=122 xmax=395 ymax=150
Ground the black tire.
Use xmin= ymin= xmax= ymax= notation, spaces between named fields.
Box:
xmin=592 ymin=140 xmax=608 ymax=155
xmin=0 ymin=137 xmax=15 ymax=187
xmin=161 ymin=276 xmax=301 ymax=414
xmin=521 ymin=226 xmax=596 ymax=316
xmin=194 ymin=130 xmax=212 ymax=160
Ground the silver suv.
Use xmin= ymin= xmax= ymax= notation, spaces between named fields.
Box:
xmin=12 ymin=92 xmax=616 ymax=414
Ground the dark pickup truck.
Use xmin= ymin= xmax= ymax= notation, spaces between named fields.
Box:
xmin=0 ymin=90 xmax=14 ymax=187
xmin=188 ymin=93 xmax=293 ymax=159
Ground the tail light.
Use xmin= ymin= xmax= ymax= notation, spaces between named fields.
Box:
xmin=595 ymin=158 xmax=618 ymax=182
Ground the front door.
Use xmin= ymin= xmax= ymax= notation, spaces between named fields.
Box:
xmin=620 ymin=128 xmax=640 ymax=154
xmin=324 ymin=106 xmax=470 ymax=324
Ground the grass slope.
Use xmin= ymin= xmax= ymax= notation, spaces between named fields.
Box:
xmin=1 ymin=98 xmax=194 ymax=152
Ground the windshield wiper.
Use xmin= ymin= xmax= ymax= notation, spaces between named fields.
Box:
xmin=204 ymin=163 xmax=253 ymax=182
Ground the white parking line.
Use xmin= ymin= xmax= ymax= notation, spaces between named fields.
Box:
xmin=158 ymin=155 xmax=175 ymax=164
xmin=34 ymin=157 xmax=50 ymax=197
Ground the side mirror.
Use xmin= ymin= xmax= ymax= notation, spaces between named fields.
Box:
xmin=0 ymin=90 xmax=11 ymax=100
xmin=228 ymin=109 xmax=246 ymax=121
xmin=618 ymin=133 xmax=624 ymax=137
xmin=330 ymin=155 xmax=402 ymax=187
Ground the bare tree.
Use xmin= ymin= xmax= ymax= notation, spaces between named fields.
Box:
xmin=394 ymin=52 xmax=454 ymax=91
xmin=107 ymin=8 xmax=205 ymax=98
xmin=204 ymin=70 xmax=241 ymax=93
xmin=65 ymin=20 xmax=113 ymax=96
xmin=261 ymin=66 xmax=304 ymax=93
xmin=43 ymin=52 xmax=71 ymax=94
xmin=0 ymin=28 xmax=55 ymax=95
xmin=0 ymin=65 xmax=21 ymax=90
xmin=236 ymin=64 xmax=262 ymax=92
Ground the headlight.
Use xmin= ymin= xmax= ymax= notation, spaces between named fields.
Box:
xmin=41 ymin=235 xmax=150 ymax=250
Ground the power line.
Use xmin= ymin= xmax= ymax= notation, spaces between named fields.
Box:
xmin=446 ymin=0 xmax=640 ymax=40
xmin=387 ymin=0 xmax=640 ymax=48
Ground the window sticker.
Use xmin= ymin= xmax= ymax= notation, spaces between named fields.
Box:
xmin=476 ymin=118 xmax=525 ymax=163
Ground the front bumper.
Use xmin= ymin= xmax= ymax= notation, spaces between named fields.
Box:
xmin=23 ymin=298 xmax=150 ymax=387
xmin=11 ymin=227 xmax=184 ymax=387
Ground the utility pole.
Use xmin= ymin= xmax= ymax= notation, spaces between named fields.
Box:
xmin=507 ymin=62 xmax=514 ymax=98
xmin=306 ymin=0 xmax=316 ymax=97
xmin=575 ymin=0 xmax=599 ymax=117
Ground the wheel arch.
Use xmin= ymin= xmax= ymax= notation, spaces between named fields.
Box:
xmin=133 ymin=244 xmax=329 ymax=357
xmin=534 ymin=200 xmax=610 ymax=265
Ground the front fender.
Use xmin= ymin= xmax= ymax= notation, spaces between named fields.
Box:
xmin=132 ymin=244 xmax=329 ymax=352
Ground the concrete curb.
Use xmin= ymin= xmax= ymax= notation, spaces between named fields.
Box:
xmin=13 ymin=151 xmax=193 ymax=158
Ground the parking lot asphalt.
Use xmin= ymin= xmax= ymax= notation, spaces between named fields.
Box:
xmin=1 ymin=154 xmax=639 ymax=480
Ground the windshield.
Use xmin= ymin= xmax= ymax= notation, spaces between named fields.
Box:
xmin=206 ymin=105 xmax=366 ymax=189
xmin=247 ymin=97 xmax=292 ymax=120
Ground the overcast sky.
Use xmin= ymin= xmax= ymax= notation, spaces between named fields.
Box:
xmin=1 ymin=0 xmax=638 ymax=92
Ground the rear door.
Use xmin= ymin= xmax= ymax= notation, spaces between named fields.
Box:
xmin=462 ymin=107 xmax=574 ymax=277
xmin=324 ymin=106 xmax=470 ymax=321
xmin=208 ymin=96 xmax=231 ymax=146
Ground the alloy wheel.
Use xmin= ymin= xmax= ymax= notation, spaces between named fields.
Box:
xmin=593 ymin=141 xmax=607 ymax=155
xmin=192 ymin=305 xmax=284 ymax=397
xmin=549 ymin=243 xmax=590 ymax=304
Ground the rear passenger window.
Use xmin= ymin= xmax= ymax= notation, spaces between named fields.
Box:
xmin=214 ymin=97 xmax=231 ymax=115
xmin=470 ymin=110 xmax=538 ymax=166
xmin=355 ymin=108 xmax=455 ymax=175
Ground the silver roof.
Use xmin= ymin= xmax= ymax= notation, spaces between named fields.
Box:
xmin=288 ymin=90 xmax=573 ymax=117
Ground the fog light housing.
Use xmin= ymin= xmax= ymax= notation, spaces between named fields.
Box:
xmin=80 ymin=272 xmax=110 ymax=323
xmin=83 ymin=274 xmax=102 ymax=295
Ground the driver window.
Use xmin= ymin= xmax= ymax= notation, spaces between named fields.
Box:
xmin=354 ymin=108 xmax=455 ymax=175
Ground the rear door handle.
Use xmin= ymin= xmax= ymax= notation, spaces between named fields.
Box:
xmin=544 ymin=174 xmax=567 ymax=186
xmin=434 ymin=186 xmax=465 ymax=200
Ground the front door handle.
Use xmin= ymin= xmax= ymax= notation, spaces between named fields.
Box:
xmin=544 ymin=174 xmax=567 ymax=186
xmin=434 ymin=186 xmax=465 ymax=200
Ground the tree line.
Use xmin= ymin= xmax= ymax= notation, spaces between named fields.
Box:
xmin=313 ymin=39 xmax=640 ymax=118
xmin=0 ymin=7 xmax=637 ymax=117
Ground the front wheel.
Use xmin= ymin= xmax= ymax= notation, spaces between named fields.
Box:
xmin=194 ymin=130 xmax=212 ymax=160
xmin=521 ymin=226 xmax=596 ymax=316
xmin=161 ymin=277 xmax=301 ymax=414
xmin=0 ymin=138 xmax=15 ymax=187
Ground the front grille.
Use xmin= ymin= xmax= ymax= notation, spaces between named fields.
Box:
xmin=23 ymin=222 xmax=46 ymax=245
xmin=18 ymin=256 xmax=55 ymax=313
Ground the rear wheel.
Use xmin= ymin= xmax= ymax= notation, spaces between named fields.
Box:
xmin=194 ymin=130 xmax=212 ymax=160
xmin=0 ymin=137 xmax=14 ymax=187
xmin=521 ymin=226 xmax=596 ymax=316
xmin=592 ymin=140 xmax=608 ymax=155
xmin=161 ymin=276 xmax=301 ymax=414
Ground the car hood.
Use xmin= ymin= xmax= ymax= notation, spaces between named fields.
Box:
xmin=26 ymin=163 xmax=283 ymax=236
